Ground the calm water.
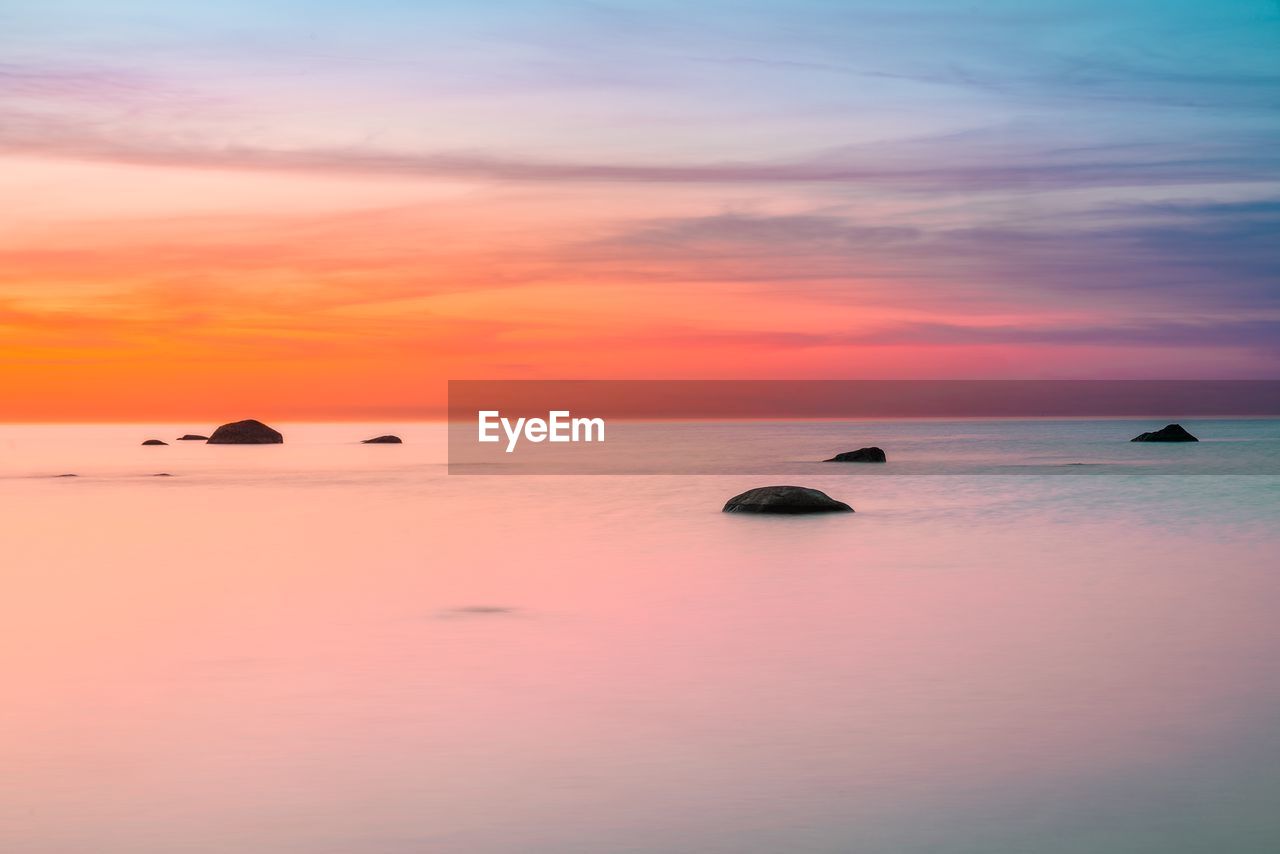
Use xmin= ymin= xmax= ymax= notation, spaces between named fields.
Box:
xmin=3 ymin=422 xmax=1280 ymax=853
xmin=450 ymin=417 xmax=1280 ymax=474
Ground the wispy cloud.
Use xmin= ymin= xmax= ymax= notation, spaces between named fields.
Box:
xmin=581 ymin=202 xmax=1280 ymax=314
xmin=4 ymin=112 xmax=1276 ymax=193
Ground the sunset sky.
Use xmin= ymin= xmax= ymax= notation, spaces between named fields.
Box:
xmin=2 ymin=0 xmax=1278 ymax=419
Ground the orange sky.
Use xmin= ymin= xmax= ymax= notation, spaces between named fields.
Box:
xmin=3 ymin=150 xmax=1273 ymax=421
xmin=3 ymin=1 xmax=1277 ymax=419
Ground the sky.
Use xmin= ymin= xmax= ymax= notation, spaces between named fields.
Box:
xmin=1 ymin=0 xmax=1278 ymax=419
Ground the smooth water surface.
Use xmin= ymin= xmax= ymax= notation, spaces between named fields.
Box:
xmin=3 ymin=422 xmax=1279 ymax=853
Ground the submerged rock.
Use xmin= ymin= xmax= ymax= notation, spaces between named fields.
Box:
xmin=176 ymin=434 xmax=209 ymax=441
xmin=207 ymin=419 xmax=284 ymax=444
xmin=362 ymin=435 xmax=403 ymax=444
xmin=141 ymin=439 xmax=168 ymax=446
xmin=1131 ymin=423 xmax=1198 ymax=443
xmin=723 ymin=485 xmax=854 ymax=514
xmin=824 ymin=446 xmax=886 ymax=463
xmin=437 ymin=606 xmax=519 ymax=620
xmin=152 ymin=473 xmax=173 ymax=477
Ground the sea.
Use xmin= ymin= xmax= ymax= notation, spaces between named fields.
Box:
xmin=3 ymin=420 xmax=1279 ymax=853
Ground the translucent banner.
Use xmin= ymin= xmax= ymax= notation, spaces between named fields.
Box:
xmin=447 ymin=381 xmax=1280 ymax=475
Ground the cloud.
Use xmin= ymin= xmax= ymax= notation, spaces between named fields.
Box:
xmin=0 ymin=62 xmax=155 ymax=100
xmin=594 ymin=317 xmax=1279 ymax=352
xmin=4 ymin=130 xmax=1273 ymax=191
xmin=844 ymin=319 xmax=1280 ymax=349
xmin=578 ymin=201 xmax=1280 ymax=315
xmin=2 ymin=90 xmax=1276 ymax=193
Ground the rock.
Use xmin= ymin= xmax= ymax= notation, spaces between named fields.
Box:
xmin=1131 ymin=423 xmax=1198 ymax=443
xmin=362 ymin=435 xmax=403 ymax=444
xmin=723 ymin=485 xmax=854 ymax=514
xmin=153 ymin=473 xmax=173 ymax=477
xmin=437 ymin=606 xmax=519 ymax=620
xmin=207 ymin=419 xmax=284 ymax=444
xmin=142 ymin=439 xmax=168 ymax=446
xmin=824 ymin=446 xmax=886 ymax=463
xmin=55 ymin=473 xmax=78 ymax=478
xmin=177 ymin=434 xmax=209 ymax=441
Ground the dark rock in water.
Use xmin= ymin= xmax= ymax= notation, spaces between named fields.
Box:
xmin=1131 ymin=423 xmax=1198 ymax=443
xmin=55 ymin=473 xmax=78 ymax=478
xmin=824 ymin=446 xmax=886 ymax=463
xmin=177 ymin=434 xmax=209 ymax=441
xmin=362 ymin=435 xmax=403 ymax=444
xmin=207 ymin=419 xmax=283 ymax=444
xmin=142 ymin=439 xmax=168 ymax=446
xmin=153 ymin=473 xmax=173 ymax=477
xmin=437 ymin=606 xmax=518 ymax=620
xmin=723 ymin=485 xmax=854 ymax=514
